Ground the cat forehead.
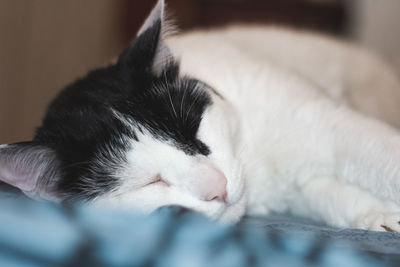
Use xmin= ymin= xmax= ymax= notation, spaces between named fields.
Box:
xmin=124 ymin=126 xmax=193 ymax=171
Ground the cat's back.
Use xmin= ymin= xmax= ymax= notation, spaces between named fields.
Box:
xmin=168 ymin=26 xmax=400 ymax=128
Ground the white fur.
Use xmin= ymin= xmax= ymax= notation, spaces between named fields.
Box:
xmin=96 ymin=25 xmax=400 ymax=231
xmin=165 ymin=26 xmax=400 ymax=230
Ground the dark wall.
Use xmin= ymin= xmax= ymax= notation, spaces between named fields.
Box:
xmin=0 ymin=0 xmax=347 ymax=144
xmin=123 ymin=0 xmax=346 ymax=45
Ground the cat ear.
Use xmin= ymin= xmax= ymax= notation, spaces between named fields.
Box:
xmin=136 ymin=0 xmax=168 ymax=37
xmin=119 ymin=0 xmax=176 ymax=76
xmin=0 ymin=142 xmax=60 ymax=202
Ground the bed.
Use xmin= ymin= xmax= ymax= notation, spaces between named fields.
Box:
xmin=0 ymin=184 xmax=399 ymax=267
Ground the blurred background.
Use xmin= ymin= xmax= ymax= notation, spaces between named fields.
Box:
xmin=0 ymin=0 xmax=399 ymax=144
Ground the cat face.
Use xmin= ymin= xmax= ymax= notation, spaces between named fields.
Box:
xmin=0 ymin=0 xmax=246 ymax=222
xmin=96 ymin=91 xmax=245 ymax=222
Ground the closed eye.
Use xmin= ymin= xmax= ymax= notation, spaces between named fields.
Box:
xmin=146 ymin=175 xmax=170 ymax=187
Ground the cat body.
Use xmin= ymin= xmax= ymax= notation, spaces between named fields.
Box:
xmin=2 ymin=0 xmax=400 ymax=232
xmin=166 ymin=26 xmax=400 ymax=227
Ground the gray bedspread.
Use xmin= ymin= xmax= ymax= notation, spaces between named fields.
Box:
xmin=243 ymin=214 xmax=400 ymax=265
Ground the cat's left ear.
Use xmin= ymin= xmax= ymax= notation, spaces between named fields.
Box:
xmin=0 ymin=142 xmax=60 ymax=202
xmin=119 ymin=0 xmax=175 ymax=76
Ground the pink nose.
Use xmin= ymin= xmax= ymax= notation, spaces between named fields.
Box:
xmin=195 ymin=160 xmax=228 ymax=203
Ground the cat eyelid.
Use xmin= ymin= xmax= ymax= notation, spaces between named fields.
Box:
xmin=145 ymin=175 xmax=170 ymax=187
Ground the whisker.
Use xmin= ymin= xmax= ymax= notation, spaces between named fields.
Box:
xmin=180 ymin=86 xmax=187 ymax=119
xmin=185 ymin=89 xmax=201 ymax=124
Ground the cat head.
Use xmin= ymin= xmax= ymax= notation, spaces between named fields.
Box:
xmin=0 ymin=0 xmax=245 ymax=223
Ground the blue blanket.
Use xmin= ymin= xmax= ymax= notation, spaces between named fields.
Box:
xmin=0 ymin=187 xmax=399 ymax=266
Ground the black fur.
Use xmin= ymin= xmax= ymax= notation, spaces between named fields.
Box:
xmin=33 ymin=18 xmax=213 ymax=201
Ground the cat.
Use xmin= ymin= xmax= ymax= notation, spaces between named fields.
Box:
xmin=1 ymin=0 xmax=400 ymax=232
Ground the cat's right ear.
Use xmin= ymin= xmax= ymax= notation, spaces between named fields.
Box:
xmin=118 ymin=0 xmax=176 ymax=76
xmin=0 ymin=142 xmax=60 ymax=202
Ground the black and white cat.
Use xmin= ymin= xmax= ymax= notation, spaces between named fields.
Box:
xmin=2 ymin=0 xmax=400 ymax=232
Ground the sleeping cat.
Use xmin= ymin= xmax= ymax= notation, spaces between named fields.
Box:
xmin=2 ymin=0 xmax=400 ymax=232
